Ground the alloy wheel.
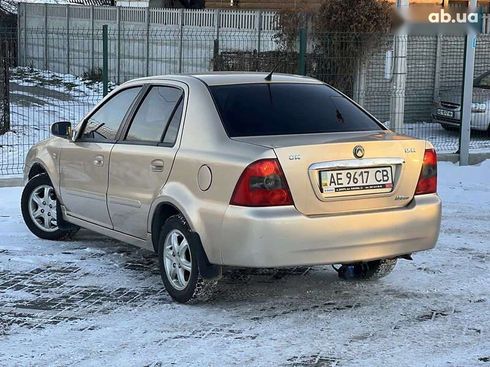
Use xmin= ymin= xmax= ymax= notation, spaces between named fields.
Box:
xmin=163 ymin=229 xmax=192 ymax=291
xmin=28 ymin=184 xmax=58 ymax=232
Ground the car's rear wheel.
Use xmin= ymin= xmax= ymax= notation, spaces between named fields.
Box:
xmin=336 ymin=259 xmax=397 ymax=280
xmin=158 ymin=214 xmax=217 ymax=303
xmin=21 ymin=173 xmax=79 ymax=240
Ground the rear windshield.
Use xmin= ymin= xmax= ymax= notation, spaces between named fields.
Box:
xmin=210 ymin=83 xmax=383 ymax=137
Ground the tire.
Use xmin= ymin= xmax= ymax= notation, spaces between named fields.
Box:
xmin=441 ymin=123 xmax=458 ymax=132
xmin=337 ymin=259 xmax=397 ymax=281
xmin=158 ymin=214 xmax=217 ymax=303
xmin=362 ymin=259 xmax=397 ymax=280
xmin=21 ymin=173 xmax=79 ymax=240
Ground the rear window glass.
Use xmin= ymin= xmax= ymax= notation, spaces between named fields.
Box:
xmin=210 ymin=83 xmax=383 ymax=137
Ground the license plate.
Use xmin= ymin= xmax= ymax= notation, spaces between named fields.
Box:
xmin=320 ymin=167 xmax=394 ymax=196
xmin=437 ymin=108 xmax=454 ymax=118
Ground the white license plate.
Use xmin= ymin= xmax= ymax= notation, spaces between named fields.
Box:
xmin=437 ymin=108 xmax=454 ymax=118
xmin=320 ymin=167 xmax=394 ymax=196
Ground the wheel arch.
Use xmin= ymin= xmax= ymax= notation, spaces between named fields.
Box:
xmin=27 ymin=161 xmax=58 ymax=196
xmin=149 ymin=200 xmax=221 ymax=279
xmin=150 ymin=201 xmax=181 ymax=252
xmin=28 ymin=162 xmax=48 ymax=180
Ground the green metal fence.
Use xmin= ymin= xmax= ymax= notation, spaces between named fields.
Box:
xmin=1 ymin=26 xmax=490 ymax=175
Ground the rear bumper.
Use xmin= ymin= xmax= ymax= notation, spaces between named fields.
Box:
xmin=219 ymin=194 xmax=441 ymax=267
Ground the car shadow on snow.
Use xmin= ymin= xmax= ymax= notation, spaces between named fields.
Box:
xmin=67 ymin=229 xmax=425 ymax=306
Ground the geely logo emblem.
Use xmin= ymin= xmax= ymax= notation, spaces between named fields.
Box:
xmin=353 ymin=145 xmax=365 ymax=159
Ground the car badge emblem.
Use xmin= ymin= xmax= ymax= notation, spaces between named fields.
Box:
xmin=353 ymin=145 xmax=365 ymax=159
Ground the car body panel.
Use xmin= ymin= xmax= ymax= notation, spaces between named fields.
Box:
xmin=58 ymin=140 xmax=114 ymax=227
xmin=24 ymin=73 xmax=442 ymax=268
xmin=23 ymin=137 xmax=61 ymax=192
xmin=108 ymin=144 xmax=178 ymax=238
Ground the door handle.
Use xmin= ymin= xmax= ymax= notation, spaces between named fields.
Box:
xmin=151 ymin=159 xmax=164 ymax=172
xmin=93 ymin=155 xmax=104 ymax=167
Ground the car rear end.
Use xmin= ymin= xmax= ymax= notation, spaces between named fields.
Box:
xmin=205 ymin=77 xmax=441 ymax=267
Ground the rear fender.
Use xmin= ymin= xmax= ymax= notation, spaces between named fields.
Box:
xmin=148 ymin=182 xmax=222 ymax=264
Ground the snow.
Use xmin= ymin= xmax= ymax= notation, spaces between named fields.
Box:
xmin=0 ymin=161 xmax=489 ymax=366
xmin=1 ymin=67 xmax=106 ymax=175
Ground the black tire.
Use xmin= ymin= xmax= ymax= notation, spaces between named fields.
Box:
xmin=441 ymin=123 xmax=458 ymax=132
xmin=158 ymin=214 xmax=217 ymax=303
xmin=362 ymin=259 xmax=397 ymax=280
xmin=337 ymin=259 xmax=397 ymax=280
xmin=21 ymin=173 xmax=79 ymax=240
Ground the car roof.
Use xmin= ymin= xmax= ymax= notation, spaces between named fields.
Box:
xmin=126 ymin=72 xmax=323 ymax=86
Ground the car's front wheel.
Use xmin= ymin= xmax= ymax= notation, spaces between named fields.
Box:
xmin=158 ymin=214 xmax=217 ymax=303
xmin=21 ymin=173 xmax=78 ymax=240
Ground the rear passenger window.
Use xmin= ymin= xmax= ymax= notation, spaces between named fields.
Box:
xmin=126 ymin=86 xmax=183 ymax=143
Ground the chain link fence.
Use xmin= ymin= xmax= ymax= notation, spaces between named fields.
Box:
xmin=1 ymin=13 xmax=490 ymax=175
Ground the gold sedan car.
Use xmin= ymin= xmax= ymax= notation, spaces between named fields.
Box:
xmin=21 ymin=73 xmax=441 ymax=303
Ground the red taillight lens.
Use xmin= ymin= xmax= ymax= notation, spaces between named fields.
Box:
xmin=415 ymin=148 xmax=437 ymax=195
xmin=230 ymin=159 xmax=294 ymax=207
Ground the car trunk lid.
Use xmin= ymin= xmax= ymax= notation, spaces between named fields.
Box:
xmin=233 ymin=131 xmax=426 ymax=216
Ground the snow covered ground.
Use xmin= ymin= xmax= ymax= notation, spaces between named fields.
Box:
xmin=0 ymin=161 xmax=488 ymax=366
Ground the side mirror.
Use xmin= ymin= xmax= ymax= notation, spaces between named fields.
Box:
xmin=51 ymin=121 xmax=72 ymax=139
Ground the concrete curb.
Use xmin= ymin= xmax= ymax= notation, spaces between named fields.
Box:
xmin=0 ymin=177 xmax=23 ymax=188
xmin=439 ymin=152 xmax=490 ymax=165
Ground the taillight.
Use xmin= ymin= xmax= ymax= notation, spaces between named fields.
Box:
xmin=415 ymin=148 xmax=437 ymax=195
xmin=230 ymin=159 xmax=294 ymax=207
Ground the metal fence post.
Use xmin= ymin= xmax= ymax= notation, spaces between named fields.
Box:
xmin=256 ymin=10 xmax=262 ymax=71
xmin=90 ymin=6 xmax=95 ymax=71
xmin=102 ymin=24 xmax=109 ymax=97
xmin=23 ymin=3 xmax=27 ymax=66
xmin=459 ymin=13 xmax=477 ymax=165
xmin=66 ymin=4 xmax=70 ymax=74
xmin=17 ymin=3 xmax=21 ymax=66
xmin=116 ymin=7 xmax=121 ymax=84
xmin=390 ymin=33 xmax=407 ymax=132
xmin=213 ymin=9 xmax=220 ymax=71
xmin=178 ymin=9 xmax=184 ymax=74
xmin=297 ymin=28 xmax=307 ymax=76
xmin=145 ymin=8 xmax=150 ymax=76
xmin=390 ymin=0 xmax=408 ymax=132
xmin=354 ymin=59 xmax=367 ymax=106
xmin=44 ymin=4 xmax=48 ymax=70
xmin=215 ymin=8 xmax=220 ymax=41
xmin=0 ymin=59 xmax=10 ymax=135
xmin=433 ymin=35 xmax=442 ymax=100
